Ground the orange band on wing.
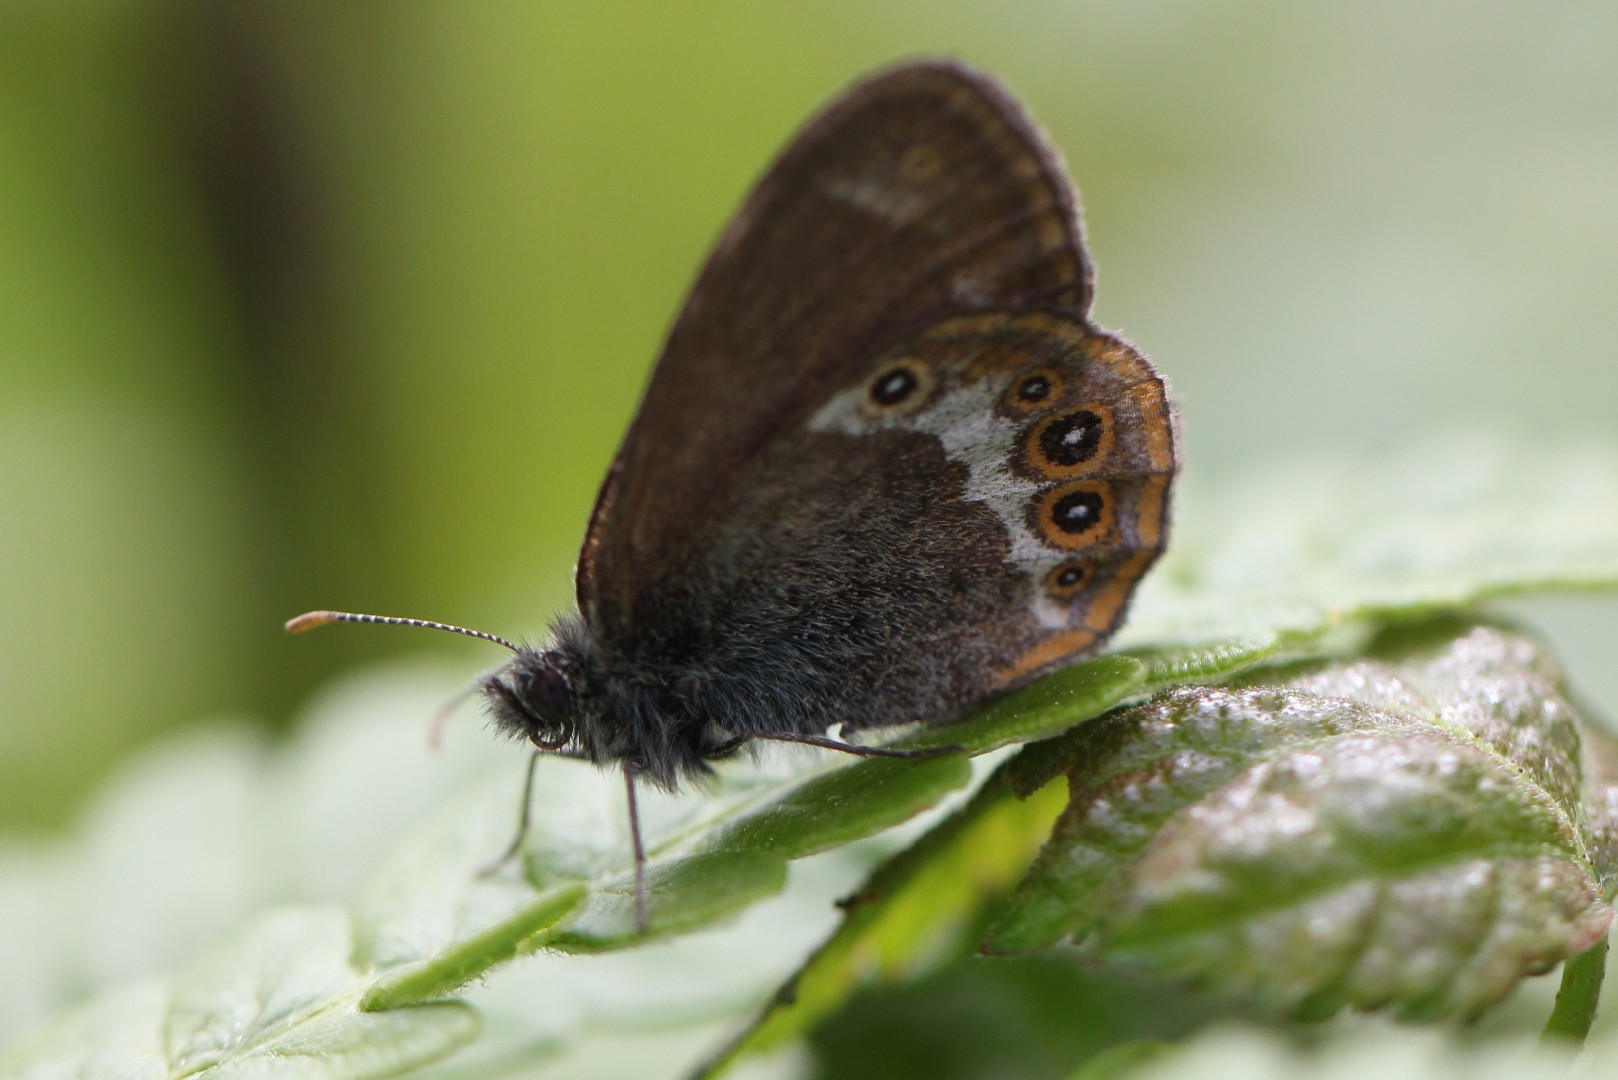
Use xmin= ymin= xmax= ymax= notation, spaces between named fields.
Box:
xmin=1082 ymin=550 xmax=1158 ymax=633
xmin=1083 ymin=334 xmax=1153 ymax=383
xmin=995 ymin=627 xmax=1101 ymax=684
xmin=1130 ymin=473 xmax=1172 ymax=551
xmin=1128 ymin=380 xmax=1176 ymax=473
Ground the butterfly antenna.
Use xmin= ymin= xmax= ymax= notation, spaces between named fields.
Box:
xmin=284 ymin=610 xmax=521 ymax=653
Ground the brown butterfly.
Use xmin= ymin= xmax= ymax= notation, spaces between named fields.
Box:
xmin=289 ymin=59 xmax=1177 ymax=932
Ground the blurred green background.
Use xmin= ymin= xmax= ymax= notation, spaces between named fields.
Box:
xmin=3 ymin=1 xmax=1617 ymax=831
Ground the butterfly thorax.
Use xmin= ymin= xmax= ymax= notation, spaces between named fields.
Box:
xmin=481 ymin=612 xmax=762 ymax=791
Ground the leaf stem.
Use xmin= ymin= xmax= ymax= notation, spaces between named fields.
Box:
xmin=1539 ymin=932 xmax=1609 ymax=1049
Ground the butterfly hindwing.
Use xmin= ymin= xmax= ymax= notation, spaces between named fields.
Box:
xmin=803 ymin=312 xmax=1175 ymax=695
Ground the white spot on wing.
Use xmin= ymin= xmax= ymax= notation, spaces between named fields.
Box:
xmin=819 ymin=174 xmax=930 ymax=224
xmin=949 ymin=274 xmax=991 ymax=306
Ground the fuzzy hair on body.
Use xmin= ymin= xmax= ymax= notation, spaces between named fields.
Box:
xmin=482 ymin=426 xmax=1025 ymax=791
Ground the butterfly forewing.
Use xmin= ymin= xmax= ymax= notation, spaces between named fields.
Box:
xmin=581 ymin=62 xmax=1095 ymax=632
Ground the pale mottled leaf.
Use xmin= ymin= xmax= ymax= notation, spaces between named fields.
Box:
xmin=7 ymin=439 xmax=1618 ymax=1075
xmin=987 ymin=620 xmax=1617 ymax=1021
xmin=0 ymin=910 xmax=478 ymax=1080
xmin=1122 ymin=439 xmax=1618 ymax=652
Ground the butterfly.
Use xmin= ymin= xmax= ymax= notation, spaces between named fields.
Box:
xmin=289 ymin=59 xmax=1177 ymax=933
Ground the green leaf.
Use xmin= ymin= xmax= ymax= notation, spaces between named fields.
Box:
xmin=0 ymin=908 xmax=480 ymax=1080
xmin=1093 ymin=1020 xmax=1602 ymax=1080
xmin=0 ymin=663 xmax=1142 ymax=1078
xmin=7 ymin=440 xmax=1618 ymax=1076
xmin=360 ymin=882 xmax=586 ymax=1011
xmin=697 ymin=761 xmax=1069 ymax=1077
xmin=353 ymin=747 xmax=978 ymax=971
xmin=1120 ymin=438 xmax=1618 ymax=653
xmin=347 ymin=780 xmax=591 ymax=993
xmin=0 ymin=981 xmax=171 ymax=1080
xmin=545 ymin=850 xmax=787 ymax=951
xmin=166 ymin=908 xmax=364 ymax=1071
xmin=1581 ymin=721 xmax=1618 ymax=901
xmin=915 ymin=656 xmax=1152 ymax=752
xmin=196 ymin=1004 xmax=480 ymax=1080
xmin=341 ymin=646 xmax=1179 ymax=986
xmin=1064 ymin=1040 xmax=1175 ymax=1080
xmin=1125 ymin=637 xmax=1281 ymax=687
xmin=700 ymin=755 xmax=973 ymax=860
xmin=987 ymin=618 xmax=1617 ymax=1021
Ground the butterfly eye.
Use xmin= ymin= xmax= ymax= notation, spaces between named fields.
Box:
xmin=523 ymin=662 xmax=574 ymax=723
xmin=1006 ymin=368 xmax=1064 ymax=412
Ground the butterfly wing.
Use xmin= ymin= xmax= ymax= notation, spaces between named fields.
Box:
xmin=575 ymin=61 xmax=1174 ymax=729
xmin=580 ymin=62 xmax=1092 ymax=624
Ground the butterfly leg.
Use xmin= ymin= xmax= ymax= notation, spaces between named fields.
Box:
xmin=624 ymin=763 xmax=649 ymax=934
xmin=426 ymin=680 xmax=480 ymax=752
xmin=480 ymin=744 xmax=589 ymax=876
xmin=717 ymin=731 xmax=967 ymax=758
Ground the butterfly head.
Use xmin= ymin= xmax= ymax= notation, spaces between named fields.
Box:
xmin=483 ymin=647 xmax=583 ymax=752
